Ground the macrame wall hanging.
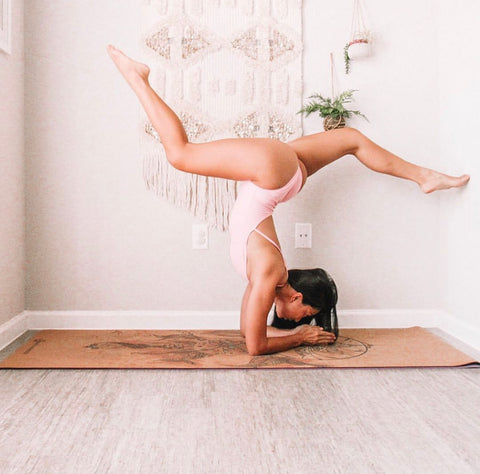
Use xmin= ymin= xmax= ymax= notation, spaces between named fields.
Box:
xmin=140 ymin=0 xmax=304 ymax=231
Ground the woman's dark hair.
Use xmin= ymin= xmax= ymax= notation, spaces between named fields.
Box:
xmin=271 ymin=268 xmax=338 ymax=332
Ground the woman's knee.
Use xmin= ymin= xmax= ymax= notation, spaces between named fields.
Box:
xmin=341 ymin=127 xmax=366 ymax=155
xmin=165 ymin=145 xmax=189 ymax=171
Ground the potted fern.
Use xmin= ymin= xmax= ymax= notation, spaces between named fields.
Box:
xmin=298 ymin=89 xmax=368 ymax=131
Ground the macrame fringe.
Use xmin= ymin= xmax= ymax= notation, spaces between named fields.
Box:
xmin=143 ymin=148 xmax=237 ymax=232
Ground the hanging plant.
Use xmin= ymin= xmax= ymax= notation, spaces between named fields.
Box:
xmin=298 ymin=90 xmax=368 ymax=131
xmin=344 ymin=38 xmax=370 ymax=73
xmin=344 ymin=0 xmax=372 ymax=74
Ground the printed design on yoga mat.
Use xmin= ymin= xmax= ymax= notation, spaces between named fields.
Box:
xmin=245 ymin=336 xmax=369 ymax=367
xmin=299 ymin=337 xmax=369 ymax=360
xmin=82 ymin=331 xmax=366 ymax=367
xmin=85 ymin=331 xmax=246 ymax=365
xmin=141 ymin=0 xmax=303 ymax=230
xmin=22 ymin=338 xmax=46 ymax=355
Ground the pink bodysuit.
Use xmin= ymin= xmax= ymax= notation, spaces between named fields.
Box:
xmin=229 ymin=166 xmax=304 ymax=280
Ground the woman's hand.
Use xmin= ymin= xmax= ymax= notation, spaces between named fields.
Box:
xmin=293 ymin=324 xmax=336 ymax=345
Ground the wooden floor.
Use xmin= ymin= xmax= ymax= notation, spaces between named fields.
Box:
xmin=0 ymin=331 xmax=479 ymax=473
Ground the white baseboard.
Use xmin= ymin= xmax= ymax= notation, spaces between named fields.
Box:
xmin=0 ymin=312 xmax=28 ymax=351
xmin=337 ymin=309 xmax=441 ymax=328
xmin=1 ymin=309 xmax=478 ymax=353
xmin=24 ymin=309 xmax=441 ymax=331
xmin=24 ymin=310 xmax=240 ymax=331
xmin=438 ymin=311 xmax=480 ymax=353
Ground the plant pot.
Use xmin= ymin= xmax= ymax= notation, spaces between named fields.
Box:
xmin=323 ymin=116 xmax=346 ymax=131
xmin=347 ymin=39 xmax=370 ymax=60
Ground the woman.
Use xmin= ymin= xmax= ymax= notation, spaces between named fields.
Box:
xmin=107 ymin=45 xmax=470 ymax=356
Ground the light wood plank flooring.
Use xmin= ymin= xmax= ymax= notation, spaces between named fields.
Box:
xmin=0 ymin=331 xmax=479 ymax=474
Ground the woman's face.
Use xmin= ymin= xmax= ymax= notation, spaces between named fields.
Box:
xmin=275 ymin=297 xmax=319 ymax=322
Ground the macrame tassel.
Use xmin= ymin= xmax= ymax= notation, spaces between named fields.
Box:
xmin=143 ymin=144 xmax=237 ymax=231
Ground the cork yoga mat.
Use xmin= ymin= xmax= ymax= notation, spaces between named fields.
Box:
xmin=0 ymin=328 xmax=478 ymax=369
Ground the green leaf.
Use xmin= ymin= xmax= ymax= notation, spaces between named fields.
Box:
xmin=298 ymin=89 xmax=368 ymax=121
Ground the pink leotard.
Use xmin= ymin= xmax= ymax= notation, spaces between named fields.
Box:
xmin=229 ymin=166 xmax=303 ymax=280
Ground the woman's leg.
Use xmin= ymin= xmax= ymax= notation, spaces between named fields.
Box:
xmin=288 ymin=128 xmax=470 ymax=193
xmin=107 ymin=46 xmax=298 ymax=189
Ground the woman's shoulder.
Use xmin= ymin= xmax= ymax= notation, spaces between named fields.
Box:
xmin=247 ymin=246 xmax=286 ymax=286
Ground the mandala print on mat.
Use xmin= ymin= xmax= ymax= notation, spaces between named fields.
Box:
xmin=141 ymin=0 xmax=303 ymax=230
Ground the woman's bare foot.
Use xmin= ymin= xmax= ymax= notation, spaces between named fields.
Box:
xmin=107 ymin=45 xmax=150 ymax=88
xmin=419 ymin=169 xmax=470 ymax=194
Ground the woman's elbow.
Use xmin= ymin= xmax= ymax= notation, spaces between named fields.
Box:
xmin=247 ymin=347 xmax=264 ymax=356
xmin=246 ymin=339 xmax=267 ymax=356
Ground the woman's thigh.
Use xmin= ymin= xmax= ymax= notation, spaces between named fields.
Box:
xmin=287 ymin=128 xmax=360 ymax=176
xmin=181 ymin=137 xmax=300 ymax=189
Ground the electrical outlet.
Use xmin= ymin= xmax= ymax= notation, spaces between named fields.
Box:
xmin=192 ymin=223 xmax=209 ymax=250
xmin=295 ymin=223 xmax=312 ymax=248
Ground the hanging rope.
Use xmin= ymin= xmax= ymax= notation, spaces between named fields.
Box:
xmin=350 ymin=0 xmax=367 ymax=41
xmin=330 ymin=52 xmax=335 ymax=98
xmin=345 ymin=0 xmax=371 ymax=73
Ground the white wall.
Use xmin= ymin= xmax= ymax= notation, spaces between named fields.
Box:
xmin=437 ymin=1 xmax=480 ymax=333
xmin=0 ymin=1 xmax=24 ymax=326
xmin=24 ymin=0 xmax=460 ymax=316
xmin=25 ymin=0 xmax=240 ymax=312
xmin=282 ymin=0 xmax=443 ymax=310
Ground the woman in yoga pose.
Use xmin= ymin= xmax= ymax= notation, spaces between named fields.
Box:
xmin=107 ymin=45 xmax=470 ymax=356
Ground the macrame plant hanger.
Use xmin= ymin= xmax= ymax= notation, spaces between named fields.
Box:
xmin=330 ymin=52 xmax=336 ymax=99
xmin=324 ymin=52 xmax=346 ymax=130
xmin=345 ymin=0 xmax=371 ymax=73
xmin=351 ymin=0 xmax=368 ymax=42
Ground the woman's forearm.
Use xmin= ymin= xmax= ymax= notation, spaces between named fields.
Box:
xmin=266 ymin=326 xmax=296 ymax=337
xmin=261 ymin=332 xmax=304 ymax=355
